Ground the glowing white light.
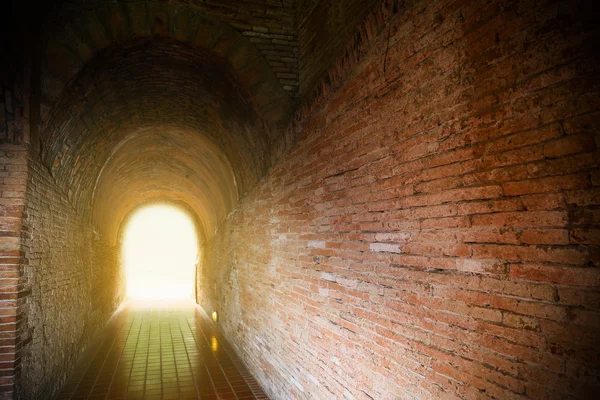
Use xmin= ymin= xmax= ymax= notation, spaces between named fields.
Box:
xmin=123 ymin=204 xmax=198 ymax=300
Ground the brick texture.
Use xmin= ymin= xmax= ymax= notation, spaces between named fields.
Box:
xmin=0 ymin=87 xmax=28 ymax=144
xmin=296 ymin=0 xmax=380 ymax=99
xmin=17 ymin=158 xmax=123 ymax=400
xmin=198 ymin=0 xmax=600 ymax=399
xmin=0 ymin=146 xmax=28 ymax=400
xmin=40 ymin=37 xmax=277 ymax=244
xmin=39 ymin=0 xmax=298 ymax=115
xmin=0 ymin=0 xmax=32 ymax=147
xmin=1 ymin=0 xmax=298 ymax=394
xmin=0 ymin=0 xmax=598 ymax=399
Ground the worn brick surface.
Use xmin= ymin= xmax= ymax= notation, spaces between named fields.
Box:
xmin=39 ymin=0 xmax=298 ymax=110
xmin=0 ymin=0 xmax=599 ymax=399
xmin=0 ymin=145 xmax=28 ymax=400
xmin=199 ymin=0 xmax=600 ymax=399
xmin=40 ymin=38 xmax=276 ymax=244
xmin=296 ymin=0 xmax=380 ymax=99
xmin=18 ymin=157 xmax=124 ymax=400
xmin=0 ymin=86 xmax=29 ymax=145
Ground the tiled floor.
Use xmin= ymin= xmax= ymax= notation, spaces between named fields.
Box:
xmin=54 ymin=301 xmax=269 ymax=400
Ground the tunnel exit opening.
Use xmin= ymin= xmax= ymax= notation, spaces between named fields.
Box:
xmin=122 ymin=204 xmax=198 ymax=301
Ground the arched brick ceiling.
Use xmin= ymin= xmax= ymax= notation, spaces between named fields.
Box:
xmin=92 ymin=127 xmax=237 ymax=244
xmin=36 ymin=0 xmax=296 ymax=243
xmin=40 ymin=36 xmax=283 ymax=243
xmin=40 ymin=0 xmax=295 ymax=137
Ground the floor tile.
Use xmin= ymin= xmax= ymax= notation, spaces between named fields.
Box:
xmin=53 ymin=301 xmax=269 ymax=400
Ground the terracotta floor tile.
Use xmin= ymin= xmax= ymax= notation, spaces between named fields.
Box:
xmin=53 ymin=301 xmax=269 ymax=400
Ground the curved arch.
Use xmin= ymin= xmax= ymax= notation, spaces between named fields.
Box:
xmin=116 ymin=199 xmax=206 ymax=249
xmin=93 ymin=126 xmax=239 ymax=245
xmin=40 ymin=36 xmax=275 ymax=242
xmin=118 ymin=201 xmax=202 ymax=300
xmin=40 ymin=0 xmax=293 ymax=148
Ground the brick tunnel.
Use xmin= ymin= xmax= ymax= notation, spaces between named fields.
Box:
xmin=0 ymin=0 xmax=598 ymax=399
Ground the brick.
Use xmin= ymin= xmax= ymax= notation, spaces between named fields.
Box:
xmin=510 ymin=264 xmax=600 ymax=286
xmin=4 ymin=0 xmax=599 ymax=399
xmin=472 ymin=211 xmax=568 ymax=228
xmin=565 ymin=188 xmax=600 ymax=207
xmin=519 ymin=229 xmax=570 ymax=245
xmin=478 ymin=234 xmax=589 ymax=262
xmin=456 ymin=259 xmax=509 ymax=275
xmin=521 ymin=193 xmax=566 ymax=210
xmin=502 ymin=312 xmax=539 ymax=331
xmin=503 ymin=173 xmax=590 ymax=196
xmin=401 ymin=186 xmax=503 ymax=208
xmin=568 ymin=308 xmax=600 ymax=329
xmin=457 ymin=198 xmax=524 ymax=215
xmin=570 ymin=228 xmax=600 ymax=245
xmin=542 ymin=134 xmax=596 ymax=158
xmin=369 ymin=243 xmax=402 ymax=253
xmin=483 ymin=123 xmax=563 ymax=154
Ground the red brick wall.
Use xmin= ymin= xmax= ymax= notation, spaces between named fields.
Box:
xmin=200 ymin=0 xmax=599 ymax=398
xmin=296 ymin=0 xmax=380 ymax=100
xmin=0 ymin=145 xmax=28 ymax=400
xmin=38 ymin=0 xmax=298 ymax=116
xmin=16 ymin=158 xmax=124 ymax=399
xmin=1 ymin=1 xmax=32 ymax=147
xmin=0 ymin=87 xmax=29 ymax=144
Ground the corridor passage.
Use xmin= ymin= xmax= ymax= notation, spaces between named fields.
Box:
xmin=54 ymin=302 xmax=269 ymax=400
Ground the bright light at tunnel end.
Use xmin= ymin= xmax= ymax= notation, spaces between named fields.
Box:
xmin=123 ymin=204 xmax=198 ymax=301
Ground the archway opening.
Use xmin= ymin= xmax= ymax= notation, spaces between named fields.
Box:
xmin=122 ymin=204 xmax=199 ymax=301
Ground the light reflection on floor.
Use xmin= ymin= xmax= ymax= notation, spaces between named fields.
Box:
xmin=54 ymin=300 xmax=268 ymax=399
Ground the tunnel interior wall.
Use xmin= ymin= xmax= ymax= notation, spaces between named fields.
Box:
xmin=0 ymin=146 xmax=28 ymax=400
xmin=2 ymin=0 xmax=299 ymax=395
xmin=296 ymin=0 xmax=380 ymax=100
xmin=19 ymin=158 xmax=123 ymax=399
xmin=199 ymin=0 xmax=599 ymax=399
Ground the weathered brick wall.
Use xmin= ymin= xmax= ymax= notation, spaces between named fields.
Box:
xmin=18 ymin=157 xmax=123 ymax=400
xmin=39 ymin=0 xmax=298 ymax=115
xmin=39 ymin=36 xmax=282 ymax=244
xmin=296 ymin=0 xmax=379 ymax=100
xmin=91 ymin=238 xmax=124 ymax=329
xmin=0 ymin=145 xmax=28 ymax=400
xmin=0 ymin=87 xmax=28 ymax=144
xmin=1 ymin=0 xmax=31 ymax=147
xmin=200 ymin=0 xmax=599 ymax=398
